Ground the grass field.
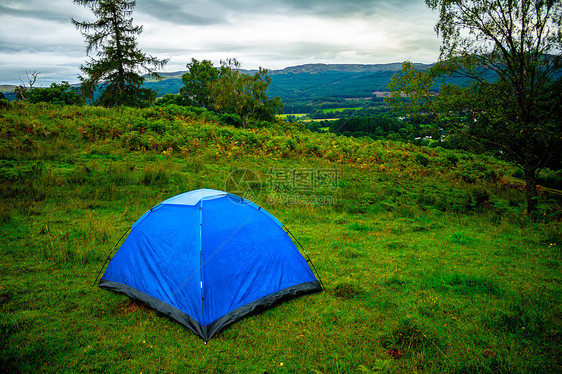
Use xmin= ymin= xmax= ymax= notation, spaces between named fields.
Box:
xmin=277 ymin=114 xmax=308 ymax=119
xmin=0 ymin=86 xmax=17 ymax=94
xmin=322 ymin=107 xmax=362 ymax=113
xmin=1 ymin=102 xmax=561 ymax=373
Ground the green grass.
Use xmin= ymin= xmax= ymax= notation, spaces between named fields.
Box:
xmin=322 ymin=107 xmax=363 ymax=113
xmin=1 ymin=102 xmax=561 ymax=373
xmin=277 ymin=113 xmax=308 ymax=119
xmin=302 ymin=118 xmax=339 ymax=123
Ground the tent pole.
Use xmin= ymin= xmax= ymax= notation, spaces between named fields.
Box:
xmin=283 ymin=226 xmax=325 ymax=290
xmin=92 ymin=227 xmax=131 ymax=286
xmin=199 ymin=196 xmax=206 ymax=341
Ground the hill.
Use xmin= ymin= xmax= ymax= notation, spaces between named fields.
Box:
xmin=1 ymin=102 xmax=560 ymax=373
xmin=0 ymin=85 xmax=17 ymax=93
xmin=0 ymin=63 xmax=437 ymax=103
xmin=143 ymin=63 xmax=434 ymax=100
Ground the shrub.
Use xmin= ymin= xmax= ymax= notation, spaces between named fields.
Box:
xmin=19 ymin=82 xmax=84 ymax=106
xmin=0 ymin=92 xmax=9 ymax=109
xmin=512 ymin=168 xmax=525 ymax=179
xmin=537 ymin=169 xmax=562 ymax=189
xmin=446 ymin=153 xmax=459 ymax=166
xmin=415 ymin=153 xmax=430 ymax=167
xmin=220 ymin=113 xmax=242 ymax=127
xmin=154 ymin=93 xmax=193 ymax=107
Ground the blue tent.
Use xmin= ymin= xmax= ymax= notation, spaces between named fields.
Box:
xmin=99 ymin=188 xmax=322 ymax=342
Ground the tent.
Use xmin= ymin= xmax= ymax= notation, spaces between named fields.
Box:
xmin=98 ymin=188 xmax=322 ymax=342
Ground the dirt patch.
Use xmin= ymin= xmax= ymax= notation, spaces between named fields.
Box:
xmin=114 ymin=299 xmax=152 ymax=315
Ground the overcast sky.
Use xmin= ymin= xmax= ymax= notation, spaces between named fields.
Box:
xmin=0 ymin=0 xmax=441 ymax=86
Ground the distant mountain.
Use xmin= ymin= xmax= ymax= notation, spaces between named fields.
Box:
xmin=2 ymin=63 xmax=435 ymax=102
xmin=266 ymin=63 xmax=433 ymax=99
xmin=144 ymin=63 xmax=434 ymax=100
xmin=272 ymin=62 xmax=431 ymax=74
xmin=0 ymin=85 xmax=17 ymax=92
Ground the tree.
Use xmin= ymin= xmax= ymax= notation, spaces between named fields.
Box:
xmin=388 ymin=0 xmax=561 ymax=213
xmin=14 ymin=71 xmax=40 ymax=101
xmin=237 ymin=65 xmax=283 ymax=126
xmin=213 ymin=58 xmax=283 ymax=127
xmin=18 ymin=82 xmax=84 ymax=105
xmin=72 ymin=0 xmax=168 ymax=107
xmin=180 ymin=59 xmax=219 ymax=109
xmin=180 ymin=58 xmax=283 ymax=127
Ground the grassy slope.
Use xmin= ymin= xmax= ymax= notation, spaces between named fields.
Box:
xmin=1 ymin=103 xmax=560 ymax=373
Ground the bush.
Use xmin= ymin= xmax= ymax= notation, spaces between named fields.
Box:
xmin=471 ymin=190 xmax=491 ymax=210
xmin=415 ymin=153 xmax=430 ymax=167
xmin=220 ymin=113 xmax=242 ymax=128
xmin=17 ymin=82 xmax=84 ymax=106
xmin=0 ymin=92 xmax=9 ymax=109
xmin=458 ymin=162 xmax=501 ymax=183
xmin=537 ymin=169 xmax=562 ymax=189
xmin=446 ymin=154 xmax=459 ymax=166
xmin=154 ymin=93 xmax=193 ymax=107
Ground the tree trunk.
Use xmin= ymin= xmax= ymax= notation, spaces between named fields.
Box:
xmin=111 ymin=7 xmax=126 ymax=96
xmin=523 ymin=165 xmax=538 ymax=214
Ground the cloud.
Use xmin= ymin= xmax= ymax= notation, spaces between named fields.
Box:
xmin=0 ymin=0 xmax=92 ymax=23
xmin=138 ymin=1 xmax=225 ymax=26
xmin=0 ymin=0 xmax=441 ymax=85
xmin=137 ymin=0 xmax=417 ymax=25
xmin=284 ymin=0 xmax=385 ymax=17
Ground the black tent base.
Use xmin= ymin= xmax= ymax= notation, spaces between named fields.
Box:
xmin=99 ymin=279 xmax=323 ymax=342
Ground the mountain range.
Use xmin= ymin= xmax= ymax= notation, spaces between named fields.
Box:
xmin=144 ymin=62 xmax=434 ymax=100
xmin=2 ymin=63 xmax=434 ymax=101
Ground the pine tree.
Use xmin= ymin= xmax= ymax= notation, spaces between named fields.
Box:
xmin=72 ymin=0 xmax=168 ymax=107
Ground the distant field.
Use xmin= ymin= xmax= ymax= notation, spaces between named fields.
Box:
xmin=278 ymin=113 xmax=340 ymax=123
xmin=322 ymin=107 xmax=362 ymax=113
xmin=277 ymin=113 xmax=307 ymax=119
xmin=302 ymin=118 xmax=339 ymax=122
xmin=0 ymin=85 xmax=16 ymax=93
